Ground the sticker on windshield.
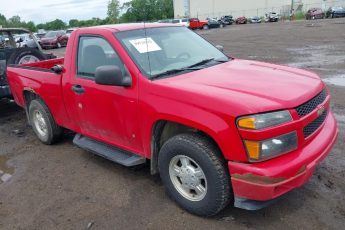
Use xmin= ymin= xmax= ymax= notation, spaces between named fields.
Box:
xmin=129 ymin=37 xmax=161 ymax=53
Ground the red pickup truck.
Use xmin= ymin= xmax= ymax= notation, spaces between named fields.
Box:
xmin=7 ymin=24 xmax=338 ymax=216
xmin=188 ymin=18 xmax=209 ymax=29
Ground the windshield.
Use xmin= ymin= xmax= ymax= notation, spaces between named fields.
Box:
xmin=44 ymin=31 xmax=58 ymax=38
xmin=115 ymin=26 xmax=229 ymax=79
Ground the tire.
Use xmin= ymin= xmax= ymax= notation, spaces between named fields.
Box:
xmin=8 ymin=47 xmax=46 ymax=65
xmin=219 ymin=24 xmax=224 ymax=28
xmin=158 ymin=133 xmax=232 ymax=216
xmin=202 ymin=25 xmax=209 ymax=30
xmin=29 ymin=99 xmax=62 ymax=145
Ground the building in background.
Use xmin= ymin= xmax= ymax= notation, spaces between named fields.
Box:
xmin=173 ymin=0 xmax=345 ymax=19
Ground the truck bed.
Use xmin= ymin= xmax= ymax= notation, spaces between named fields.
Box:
xmin=6 ymin=57 xmax=68 ymax=127
xmin=19 ymin=57 xmax=64 ymax=70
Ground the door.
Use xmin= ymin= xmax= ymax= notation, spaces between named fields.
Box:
xmin=67 ymin=35 xmax=140 ymax=152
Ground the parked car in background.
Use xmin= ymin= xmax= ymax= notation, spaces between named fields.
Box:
xmin=249 ymin=16 xmax=262 ymax=23
xmin=188 ymin=18 xmax=209 ymax=29
xmin=14 ymin=33 xmax=40 ymax=48
xmin=40 ymin=30 xmax=68 ymax=49
xmin=326 ymin=6 xmax=345 ymax=18
xmin=35 ymin=33 xmax=46 ymax=40
xmin=171 ymin=18 xmax=190 ymax=27
xmin=157 ymin=19 xmax=173 ymax=23
xmin=235 ymin=16 xmax=247 ymax=24
xmin=66 ymin=28 xmax=78 ymax=38
xmin=220 ymin=15 xmax=233 ymax=25
xmin=265 ymin=12 xmax=279 ymax=22
xmin=305 ymin=8 xmax=325 ymax=20
xmin=0 ymin=28 xmax=55 ymax=99
xmin=206 ymin=18 xmax=224 ymax=28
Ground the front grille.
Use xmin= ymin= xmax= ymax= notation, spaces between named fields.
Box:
xmin=296 ymin=89 xmax=327 ymax=117
xmin=303 ymin=110 xmax=328 ymax=138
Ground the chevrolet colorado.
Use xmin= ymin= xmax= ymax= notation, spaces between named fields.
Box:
xmin=7 ymin=24 xmax=338 ymax=216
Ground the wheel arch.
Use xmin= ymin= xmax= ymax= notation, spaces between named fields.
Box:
xmin=150 ymin=119 xmax=223 ymax=175
xmin=23 ymin=89 xmax=41 ymax=123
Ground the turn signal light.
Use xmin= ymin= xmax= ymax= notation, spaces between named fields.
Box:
xmin=243 ymin=140 xmax=260 ymax=160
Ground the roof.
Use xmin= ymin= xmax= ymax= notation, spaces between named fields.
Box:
xmin=78 ymin=23 xmax=179 ymax=33
xmin=0 ymin=28 xmax=31 ymax=33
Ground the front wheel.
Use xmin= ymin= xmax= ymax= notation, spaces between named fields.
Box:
xmin=202 ymin=25 xmax=209 ymax=30
xmin=158 ymin=134 xmax=232 ymax=216
xmin=29 ymin=99 xmax=62 ymax=145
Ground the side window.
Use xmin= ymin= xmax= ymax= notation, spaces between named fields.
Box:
xmin=77 ymin=36 xmax=126 ymax=79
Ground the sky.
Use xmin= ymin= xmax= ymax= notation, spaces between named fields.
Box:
xmin=1 ymin=0 xmax=128 ymax=24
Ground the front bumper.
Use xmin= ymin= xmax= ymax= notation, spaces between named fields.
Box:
xmin=228 ymin=112 xmax=338 ymax=202
xmin=0 ymin=85 xmax=11 ymax=98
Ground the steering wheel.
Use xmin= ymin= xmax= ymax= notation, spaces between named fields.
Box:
xmin=176 ymin=52 xmax=191 ymax=60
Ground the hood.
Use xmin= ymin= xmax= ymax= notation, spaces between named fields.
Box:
xmin=41 ymin=37 xmax=57 ymax=42
xmin=153 ymin=59 xmax=324 ymax=116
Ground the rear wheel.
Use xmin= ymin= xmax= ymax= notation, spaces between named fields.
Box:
xmin=8 ymin=47 xmax=46 ymax=65
xmin=158 ymin=133 xmax=232 ymax=216
xmin=29 ymin=99 xmax=62 ymax=144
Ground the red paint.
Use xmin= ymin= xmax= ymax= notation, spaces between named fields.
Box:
xmin=6 ymin=24 xmax=338 ymax=202
xmin=188 ymin=18 xmax=208 ymax=29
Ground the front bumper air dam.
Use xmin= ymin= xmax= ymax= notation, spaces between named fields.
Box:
xmin=229 ymin=112 xmax=338 ymax=210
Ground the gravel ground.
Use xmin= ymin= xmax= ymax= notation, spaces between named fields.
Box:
xmin=1 ymin=18 xmax=345 ymax=230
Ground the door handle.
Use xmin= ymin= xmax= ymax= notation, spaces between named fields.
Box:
xmin=72 ymin=85 xmax=85 ymax=94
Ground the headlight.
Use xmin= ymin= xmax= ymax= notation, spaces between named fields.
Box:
xmin=237 ymin=110 xmax=292 ymax=130
xmin=244 ymin=131 xmax=298 ymax=161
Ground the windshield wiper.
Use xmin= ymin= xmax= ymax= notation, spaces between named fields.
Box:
xmin=150 ymin=67 xmax=200 ymax=80
xmin=186 ymin=58 xmax=215 ymax=68
xmin=150 ymin=58 xmax=228 ymax=80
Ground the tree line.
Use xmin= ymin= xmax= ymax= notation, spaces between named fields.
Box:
xmin=0 ymin=0 xmax=174 ymax=32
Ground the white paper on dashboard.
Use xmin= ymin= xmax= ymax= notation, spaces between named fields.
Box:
xmin=129 ymin=37 xmax=162 ymax=53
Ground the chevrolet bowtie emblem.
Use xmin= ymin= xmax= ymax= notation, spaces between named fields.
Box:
xmin=317 ymin=105 xmax=325 ymax=117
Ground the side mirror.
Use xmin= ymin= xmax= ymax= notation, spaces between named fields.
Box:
xmin=216 ymin=45 xmax=224 ymax=52
xmin=95 ymin=65 xmax=132 ymax=87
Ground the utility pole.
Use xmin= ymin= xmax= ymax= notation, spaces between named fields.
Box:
xmin=290 ymin=0 xmax=294 ymax=21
